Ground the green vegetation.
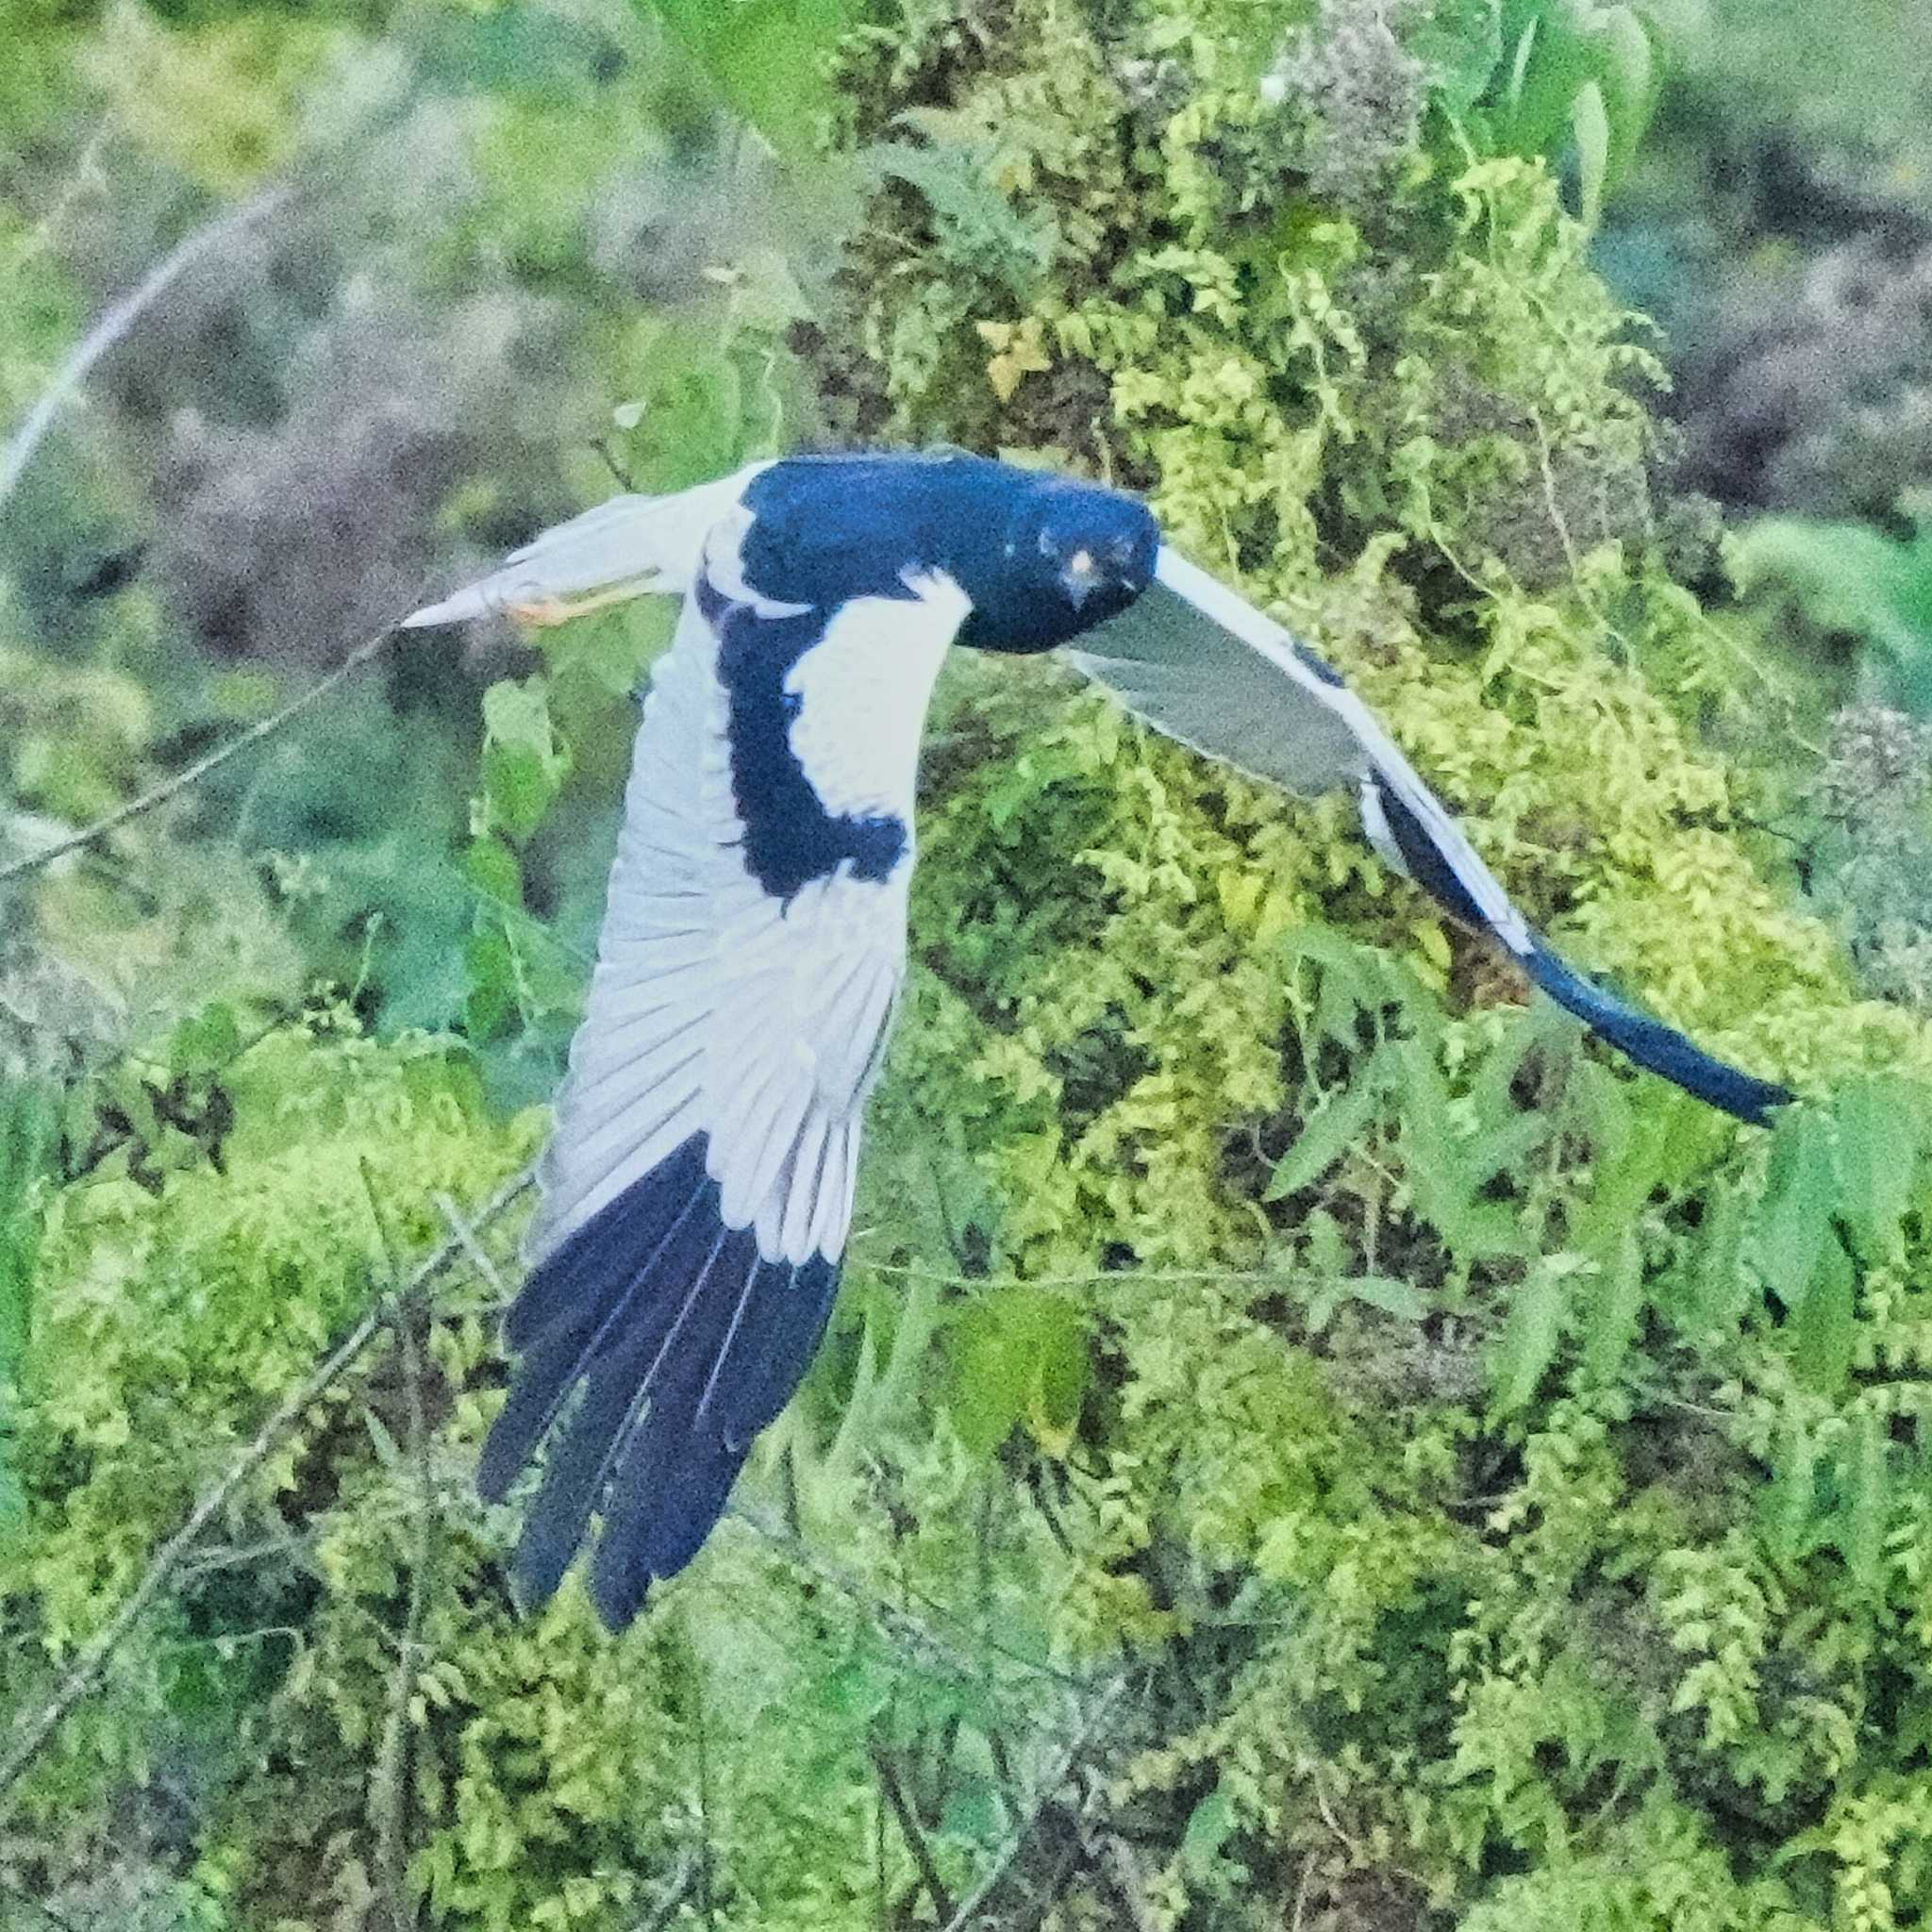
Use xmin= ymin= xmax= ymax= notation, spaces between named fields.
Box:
xmin=7 ymin=1 xmax=1932 ymax=1928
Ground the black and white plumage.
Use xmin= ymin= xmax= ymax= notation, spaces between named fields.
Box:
xmin=407 ymin=449 xmax=1790 ymax=1630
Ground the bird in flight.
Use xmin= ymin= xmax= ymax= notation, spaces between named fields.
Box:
xmin=405 ymin=449 xmax=1790 ymax=1630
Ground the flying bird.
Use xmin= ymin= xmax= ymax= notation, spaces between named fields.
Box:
xmin=405 ymin=449 xmax=1790 ymax=1630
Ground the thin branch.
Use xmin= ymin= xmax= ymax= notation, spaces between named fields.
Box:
xmin=0 ymin=1162 xmax=534 ymax=1816
xmin=938 ymin=1677 xmax=1128 ymax=1932
xmin=632 ymin=1854 xmax=699 ymax=1932
xmin=11 ymin=118 xmax=111 ymax=275
xmin=871 ymin=1738 xmax=958 ymax=1924
xmin=727 ymin=1503 xmax=1092 ymax=1691
xmin=435 ymin=1190 xmax=510 ymax=1303
xmin=0 ymin=184 xmax=294 ymax=512
xmin=364 ymin=1162 xmax=433 ymax=1932
xmin=1291 ymin=1855 xmax=1314 ymax=1932
xmin=0 ymin=618 xmax=404 ymax=889
xmin=858 ymin=1259 xmax=1283 ymax=1295
xmin=1088 ymin=1832 xmax=1161 ymax=1932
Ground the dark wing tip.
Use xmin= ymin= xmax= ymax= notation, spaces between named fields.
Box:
xmin=1524 ymin=943 xmax=1792 ymax=1126
xmin=479 ymin=1136 xmax=848 ymax=1632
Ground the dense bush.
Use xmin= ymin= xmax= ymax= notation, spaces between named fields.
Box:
xmin=9 ymin=2 xmax=1932 ymax=1929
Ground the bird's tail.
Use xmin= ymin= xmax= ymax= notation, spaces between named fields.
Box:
xmin=401 ymin=464 xmax=763 ymax=629
xmin=1523 ymin=941 xmax=1792 ymax=1127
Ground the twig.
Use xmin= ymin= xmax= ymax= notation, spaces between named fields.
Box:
xmin=1088 ymin=1832 xmax=1160 ymax=1932
xmin=0 ymin=184 xmax=294 ymax=511
xmin=12 ymin=118 xmax=110 ymax=274
xmin=1291 ymin=1854 xmax=1314 ymax=1932
xmin=938 ymin=1677 xmax=1128 ymax=1932
xmin=632 ymin=1854 xmax=699 ymax=1932
xmin=727 ymin=1503 xmax=1091 ymax=1691
xmin=0 ymin=1162 xmax=534 ymax=1816
xmin=858 ymin=1259 xmax=1279 ymax=1295
xmin=693 ymin=1629 xmax=714 ymax=1929
xmin=871 ymin=1738 xmax=958 ymax=1924
xmin=363 ymin=1162 xmax=433 ymax=1932
xmin=0 ymin=618 xmax=404 ymax=888
xmin=435 ymin=1191 xmax=509 ymax=1303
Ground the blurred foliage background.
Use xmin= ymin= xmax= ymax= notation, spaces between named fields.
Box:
xmin=10 ymin=1 xmax=1932 ymax=1928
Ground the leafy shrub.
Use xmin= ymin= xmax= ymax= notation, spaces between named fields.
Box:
xmin=15 ymin=2 xmax=1932 ymax=1930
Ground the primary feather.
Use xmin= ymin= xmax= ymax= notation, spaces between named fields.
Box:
xmin=1072 ymin=544 xmax=1790 ymax=1127
xmin=407 ymin=449 xmax=1792 ymax=1629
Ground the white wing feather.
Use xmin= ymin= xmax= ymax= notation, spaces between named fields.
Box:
xmin=401 ymin=465 xmax=770 ymax=629
xmin=529 ymin=558 xmax=959 ymax=1271
xmin=1071 ymin=546 xmax=1532 ymax=956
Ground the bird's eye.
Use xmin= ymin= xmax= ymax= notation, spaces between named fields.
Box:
xmin=1038 ymin=526 xmax=1059 ymax=559
xmin=1109 ymin=535 xmax=1137 ymax=563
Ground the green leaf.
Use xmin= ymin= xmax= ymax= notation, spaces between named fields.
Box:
xmin=1754 ymin=1107 xmax=1836 ymax=1311
xmin=1412 ymin=0 xmax=1505 ymax=118
xmin=1570 ymin=1087 xmax=1687 ymax=1257
xmin=637 ymin=0 xmax=858 ymax=164
xmin=0 ymin=1084 xmax=51 ymax=1535
xmin=1305 ymin=1273 xmax=1424 ymax=1333
xmin=1792 ymin=1230 xmax=1855 ymax=1397
xmin=1570 ymin=78 xmax=1609 ymax=230
xmin=1395 ymin=1039 xmax=1527 ymax=1265
xmin=1579 ymin=1227 xmax=1644 ymax=1388
xmin=464 ymin=835 xmax=524 ymax=911
xmin=1761 ymin=1418 xmax=1820 ymax=1563
xmin=857 ymin=142 xmax=1053 ymax=300
xmin=947 ymin=1286 xmax=1088 ymax=1457
xmin=1832 ymin=1074 xmax=1923 ymax=1262
xmin=1264 ymin=1055 xmax=1388 ymax=1199
xmin=1491 ymin=1252 xmax=1579 ymax=1414
xmin=940 ymin=1781 xmax=1004 ymax=1847
xmin=481 ymin=674 xmax=560 ymax=758
xmin=1832 ymin=1409 xmax=1889 ymax=1592
xmin=1342 ymin=1274 xmax=1430 ymax=1322
xmin=1730 ymin=516 xmax=1932 ymax=712
xmin=166 ymin=1001 xmax=242 ymax=1078
xmin=1284 ymin=924 xmax=1405 ymax=1051
xmin=462 ymin=928 xmax=520 ymax=1041
xmin=1181 ymin=1784 xmax=1236 ymax=1881
xmin=1500 ymin=8 xmax=1588 ymax=160
xmin=480 ymin=676 xmax=572 ymax=841
xmin=823 ymin=1652 xmax=891 ymax=1724
xmin=1589 ymin=8 xmax=1659 ymax=181
xmin=1681 ymin=1183 xmax=1754 ymax=1333
xmin=825 ymin=1266 xmax=943 ymax=1472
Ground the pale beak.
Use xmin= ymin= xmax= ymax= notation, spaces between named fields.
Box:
xmin=1062 ymin=549 xmax=1097 ymax=608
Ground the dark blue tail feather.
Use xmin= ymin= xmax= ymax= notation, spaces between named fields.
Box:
xmin=479 ymin=1132 xmax=846 ymax=1629
xmin=1524 ymin=942 xmax=1792 ymax=1127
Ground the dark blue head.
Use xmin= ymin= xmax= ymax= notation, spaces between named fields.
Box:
xmin=738 ymin=452 xmax=1159 ymax=655
xmin=955 ymin=473 xmax=1160 ymax=654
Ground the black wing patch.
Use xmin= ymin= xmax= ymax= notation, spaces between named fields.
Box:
xmin=480 ymin=1132 xmax=841 ymax=1630
xmin=698 ymin=573 xmax=909 ymax=902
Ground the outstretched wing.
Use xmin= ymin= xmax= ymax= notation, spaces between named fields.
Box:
xmin=1071 ymin=546 xmax=1791 ymax=1126
xmin=402 ymin=468 xmax=764 ymax=630
xmin=450 ymin=512 xmax=966 ymax=1630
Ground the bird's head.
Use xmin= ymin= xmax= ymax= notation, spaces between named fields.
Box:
xmin=956 ymin=476 xmax=1159 ymax=654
